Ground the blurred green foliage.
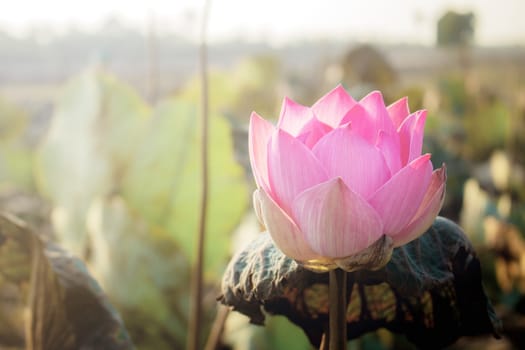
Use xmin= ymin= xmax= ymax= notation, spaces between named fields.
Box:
xmin=30 ymin=69 xmax=248 ymax=348
xmin=464 ymin=95 xmax=510 ymax=160
xmin=0 ymin=97 xmax=34 ymax=190
xmin=180 ymin=55 xmax=281 ymax=124
xmin=224 ymin=315 xmax=314 ymax=350
xmin=121 ymin=97 xmax=248 ymax=278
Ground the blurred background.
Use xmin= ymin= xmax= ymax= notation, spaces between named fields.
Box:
xmin=0 ymin=0 xmax=524 ymax=349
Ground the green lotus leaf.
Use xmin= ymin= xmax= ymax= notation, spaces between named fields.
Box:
xmin=34 ymin=70 xmax=149 ymax=255
xmin=121 ymin=97 xmax=248 ymax=278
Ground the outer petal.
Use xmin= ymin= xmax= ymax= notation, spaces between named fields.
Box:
xmin=253 ymin=189 xmax=263 ymax=225
xmin=293 ymin=178 xmax=384 ymax=258
xmin=256 ymin=189 xmax=320 ymax=261
xmin=267 ymin=129 xmax=328 ymax=215
xmin=312 ymin=123 xmax=391 ymax=199
xmin=387 ymin=96 xmax=410 ymax=129
xmin=393 ymin=165 xmax=447 ymax=247
xmin=397 ymin=110 xmax=427 ymax=166
xmin=312 ymin=84 xmax=356 ymax=127
xmin=296 ymin=116 xmax=333 ymax=149
xmin=249 ymin=112 xmax=274 ymax=192
xmin=277 ymin=97 xmax=315 ymax=136
xmin=368 ymin=154 xmax=433 ymax=236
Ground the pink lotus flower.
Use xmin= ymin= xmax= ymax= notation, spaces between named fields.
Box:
xmin=249 ymin=85 xmax=446 ymax=272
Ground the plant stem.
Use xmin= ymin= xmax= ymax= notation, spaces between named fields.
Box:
xmin=319 ymin=332 xmax=328 ymax=350
xmin=204 ymin=304 xmax=230 ymax=350
xmin=329 ymin=268 xmax=347 ymax=350
xmin=187 ymin=1 xmax=211 ymax=350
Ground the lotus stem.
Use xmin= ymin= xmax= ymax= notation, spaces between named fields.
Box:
xmin=187 ymin=1 xmax=211 ymax=350
xmin=328 ymin=268 xmax=347 ymax=350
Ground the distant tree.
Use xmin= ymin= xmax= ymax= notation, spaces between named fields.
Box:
xmin=340 ymin=44 xmax=397 ymax=93
xmin=437 ymin=11 xmax=475 ymax=47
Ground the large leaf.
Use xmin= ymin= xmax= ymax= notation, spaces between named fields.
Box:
xmin=34 ymin=69 xmax=150 ymax=255
xmin=87 ymin=196 xmax=191 ymax=349
xmin=121 ymin=98 xmax=249 ymax=278
xmin=219 ymin=217 xmax=501 ymax=348
xmin=0 ymin=212 xmax=133 ymax=349
xmin=97 ymin=74 xmax=152 ymax=178
xmin=32 ymin=70 xmax=249 ymax=347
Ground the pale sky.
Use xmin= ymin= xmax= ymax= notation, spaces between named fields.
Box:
xmin=1 ymin=0 xmax=524 ymax=46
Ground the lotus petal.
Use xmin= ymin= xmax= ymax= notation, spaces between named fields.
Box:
xmin=312 ymin=123 xmax=391 ymax=199
xmin=387 ymin=96 xmax=410 ymax=129
xmin=334 ymin=235 xmax=393 ymax=272
xmin=256 ymin=189 xmax=320 ymax=261
xmin=296 ymin=116 xmax=332 ymax=149
xmin=377 ymin=130 xmax=402 ymax=174
xmin=369 ymin=154 xmax=433 ymax=235
xmin=398 ymin=110 xmax=427 ymax=166
xmin=339 ymin=104 xmax=377 ymax=143
xmin=312 ymin=85 xmax=356 ymax=127
xmin=277 ymin=97 xmax=315 ymax=136
xmin=360 ymin=91 xmax=397 ymax=136
xmin=267 ymin=129 xmax=328 ymax=214
xmin=249 ymin=112 xmax=275 ymax=192
xmin=293 ymin=178 xmax=383 ymax=257
xmin=393 ymin=165 xmax=447 ymax=246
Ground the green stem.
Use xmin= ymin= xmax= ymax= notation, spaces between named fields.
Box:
xmin=187 ymin=1 xmax=211 ymax=350
xmin=329 ymin=268 xmax=347 ymax=350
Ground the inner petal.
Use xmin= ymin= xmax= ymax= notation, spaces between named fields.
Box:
xmin=359 ymin=90 xmax=397 ymax=136
xmin=387 ymin=96 xmax=410 ymax=129
xmin=277 ymin=97 xmax=315 ymax=136
xmin=312 ymin=123 xmax=391 ymax=199
xmin=296 ymin=117 xmax=333 ymax=149
xmin=311 ymin=85 xmax=356 ymax=127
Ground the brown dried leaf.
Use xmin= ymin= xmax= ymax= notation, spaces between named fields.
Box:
xmin=0 ymin=213 xmax=133 ymax=350
xmin=219 ymin=217 xmax=501 ymax=348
